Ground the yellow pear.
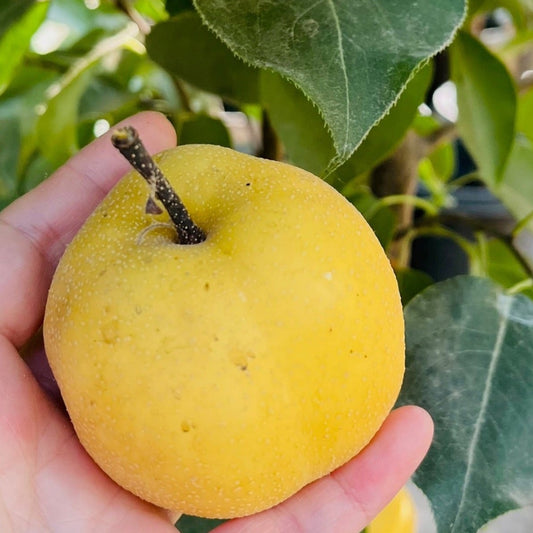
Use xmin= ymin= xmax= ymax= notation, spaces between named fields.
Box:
xmin=367 ymin=487 xmax=417 ymax=533
xmin=44 ymin=134 xmax=404 ymax=518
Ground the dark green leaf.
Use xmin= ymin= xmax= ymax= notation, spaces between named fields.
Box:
xmin=0 ymin=116 xmax=21 ymax=206
xmin=0 ymin=0 xmax=36 ymax=38
xmin=194 ymin=0 xmax=466 ymax=167
xmin=400 ymin=276 xmax=533 ymax=533
xmin=165 ymin=0 xmax=194 ymax=15
xmin=0 ymin=0 xmax=49 ymax=96
xmin=451 ymin=31 xmax=516 ymax=185
xmin=262 ymin=62 xmax=431 ymax=180
xmin=260 ymin=71 xmax=335 ymax=177
xmin=147 ymin=12 xmax=259 ymax=104
xmin=395 ymin=268 xmax=434 ymax=306
xmin=178 ymin=114 xmax=231 ymax=147
xmin=346 ymin=190 xmax=395 ymax=250
xmin=175 ymin=515 xmax=225 ymax=532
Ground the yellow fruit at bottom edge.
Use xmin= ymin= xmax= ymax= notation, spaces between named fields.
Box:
xmin=43 ymin=144 xmax=404 ymax=518
xmin=367 ymin=487 xmax=417 ymax=533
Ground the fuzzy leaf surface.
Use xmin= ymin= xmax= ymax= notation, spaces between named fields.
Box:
xmin=400 ymin=276 xmax=533 ymax=532
xmin=194 ymin=0 xmax=466 ymax=167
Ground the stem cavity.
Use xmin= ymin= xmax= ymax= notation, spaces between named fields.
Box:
xmin=111 ymin=126 xmax=206 ymax=245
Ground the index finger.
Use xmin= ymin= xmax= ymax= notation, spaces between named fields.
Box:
xmin=0 ymin=111 xmax=177 ymax=347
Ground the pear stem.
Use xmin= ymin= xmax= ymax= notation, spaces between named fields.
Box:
xmin=111 ymin=126 xmax=205 ymax=245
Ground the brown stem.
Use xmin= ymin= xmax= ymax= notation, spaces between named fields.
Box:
xmin=111 ymin=126 xmax=206 ymax=245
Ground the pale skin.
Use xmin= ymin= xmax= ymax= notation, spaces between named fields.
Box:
xmin=0 ymin=111 xmax=433 ymax=533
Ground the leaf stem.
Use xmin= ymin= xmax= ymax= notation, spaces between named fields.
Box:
xmin=111 ymin=126 xmax=206 ymax=245
xmin=365 ymin=194 xmax=439 ymax=221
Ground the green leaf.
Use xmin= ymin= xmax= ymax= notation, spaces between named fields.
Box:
xmin=0 ymin=0 xmax=49 ymax=96
xmin=175 ymin=515 xmax=225 ymax=532
xmin=0 ymin=63 xmax=59 ymax=197
xmin=418 ymin=142 xmax=455 ymax=207
xmin=0 ymin=0 xmax=36 ymax=38
xmin=177 ymin=113 xmax=232 ymax=147
xmin=346 ymin=190 xmax=395 ymax=250
xmin=400 ymin=276 xmax=533 ymax=533
xmin=35 ymin=25 xmax=141 ymax=168
xmin=395 ymin=268 xmax=434 ymax=306
xmin=260 ymin=70 xmax=335 ymax=177
xmin=492 ymin=134 xmax=533 ymax=231
xmin=194 ymin=0 xmax=466 ymax=168
xmin=262 ymin=62 xmax=432 ymax=180
xmin=477 ymin=238 xmax=533 ymax=300
xmin=0 ymin=116 xmax=21 ymax=207
xmin=333 ymin=63 xmax=434 ymax=184
xmin=165 ymin=0 xmax=194 ymax=15
xmin=428 ymin=142 xmax=455 ymax=183
xmin=451 ymin=31 xmax=517 ymax=185
xmin=146 ymin=12 xmax=259 ymax=104
xmin=517 ymin=87 xmax=533 ymax=145
xmin=133 ymin=0 xmax=168 ymax=22
xmin=36 ymin=68 xmax=93 ymax=167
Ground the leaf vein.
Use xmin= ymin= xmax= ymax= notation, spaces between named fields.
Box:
xmin=453 ymin=295 xmax=513 ymax=528
xmin=325 ymin=0 xmax=350 ymax=155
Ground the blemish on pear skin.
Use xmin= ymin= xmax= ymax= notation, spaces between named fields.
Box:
xmin=181 ymin=420 xmax=195 ymax=433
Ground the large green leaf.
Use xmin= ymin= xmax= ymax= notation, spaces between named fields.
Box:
xmin=0 ymin=0 xmax=48 ymax=96
xmin=262 ymin=62 xmax=432 ymax=180
xmin=146 ymin=12 xmax=259 ymax=104
xmin=194 ymin=0 xmax=466 ymax=168
xmin=451 ymin=31 xmax=517 ymax=185
xmin=400 ymin=276 xmax=533 ymax=533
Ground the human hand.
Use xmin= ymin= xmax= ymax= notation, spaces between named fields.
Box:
xmin=0 ymin=111 xmax=433 ymax=533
